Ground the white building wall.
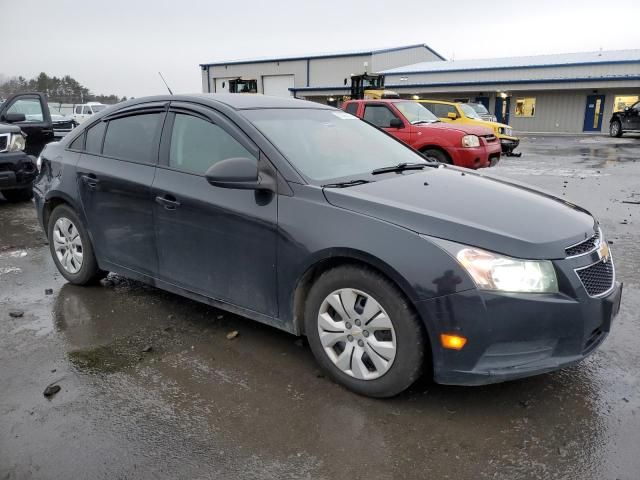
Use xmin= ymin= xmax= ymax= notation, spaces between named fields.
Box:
xmin=372 ymin=46 xmax=443 ymax=72
xmin=206 ymin=59 xmax=308 ymax=93
xmin=308 ymin=55 xmax=371 ymax=87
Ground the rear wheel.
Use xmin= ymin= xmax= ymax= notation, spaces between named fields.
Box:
xmin=47 ymin=205 xmax=106 ymax=285
xmin=422 ymin=148 xmax=451 ymax=165
xmin=610 ymin=120 xmax=623 ymax=138
xmin=1 ymin=187 xmax=33 ymax=203
xmin=304 ymin=265 xmax=425 ymax=398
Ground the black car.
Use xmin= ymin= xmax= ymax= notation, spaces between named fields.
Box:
xmin=0 ymin=93 xmax=54 ymax=202
xmin=34 ymin=94 xmax=622 ymax=397
xmin=609 ymin=101 xmax=640 ymax=137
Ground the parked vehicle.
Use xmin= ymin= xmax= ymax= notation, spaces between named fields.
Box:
xmin=349 ymin=73 xmax=400 ymax=100
xmin=342 ymin=99 xmax=500 ymax=169
xmin=609 ymin=101 xmax=640 ymax=137
xmin=35 ymin=94 xmax=621 ymax=398
xmin=467 ymin=102 xmax=497 ymax=122
xmin=419 ymin=100 xmax=520 ymax=155
xmin=50 ymin=110 xmax=78 ymax=138
xmin=0 ymin=92 xmax=54 ymax=201
xmin=72 ymin=102 xmax=108 ymax=124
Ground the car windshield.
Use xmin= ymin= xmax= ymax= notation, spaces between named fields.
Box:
xmin=460 ymin=103 xmax=482 ymax=119
xmin=469 ymin=103 xmax=489 ymax=115
xmin=395 ymin=102 xmax=439 ymax=124
xmin=243 ymin=108 xmax=427 ymax=182
xmin=90 ymin=105 xmax=107 ymax=112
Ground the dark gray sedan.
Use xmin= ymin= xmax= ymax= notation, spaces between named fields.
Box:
xmin=33 ymin=94 xmax=621 ymax=397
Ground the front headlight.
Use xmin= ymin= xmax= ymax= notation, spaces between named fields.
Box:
xmin=36 ymin=155 xmax=43 ymax=171
xmin=461 ymin=134 xmax=480 ymax=148
xmin=455 ymin=247 xmax=558 ymax=293
xmin=8 ymin=133 xmax=26 ymax=152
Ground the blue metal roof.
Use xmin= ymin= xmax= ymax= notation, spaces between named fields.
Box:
xmin=381 ymin=49 xmax=640 ymax=75
xmin=200 ymin=43 xmax=446 ymax=67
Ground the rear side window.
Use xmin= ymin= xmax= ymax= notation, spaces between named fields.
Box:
xmin=169 ymin=113 xmax=255 ymax=174
xmin=344 ymin=103 xmax=358 ymax=116
xmin=363 ymin=105 xmax=398 ymax=128
xmin=424 ymin=102 xmax=456 ymax=118
xmin=85 ymin=121 xmax=106 ymax=154
xmin=103 ymin=113 xmax=162 ymax=163
xmin=75 ymin=106 xmax=82 ymax=114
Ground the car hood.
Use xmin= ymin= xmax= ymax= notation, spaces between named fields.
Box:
xmin=323 ymin=167 xmax=596 ymax=260
xmin=0 ymin=123 xmax=21 ymax=134
xmin=423 ymin=122 xmax=494 ymax=136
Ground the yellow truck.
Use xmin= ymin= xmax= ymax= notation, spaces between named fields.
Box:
xmin=418 ymin=100 xmax=520 ymax=155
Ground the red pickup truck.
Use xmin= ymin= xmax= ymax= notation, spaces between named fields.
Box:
xmin=342 ymin=99 xmax=501 ymax=169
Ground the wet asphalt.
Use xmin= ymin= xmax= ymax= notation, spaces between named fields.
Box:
xmin=1 ymin=135 xmax=639 ymax=480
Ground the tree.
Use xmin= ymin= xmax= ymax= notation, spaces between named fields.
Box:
xmin=0 ymin=72 xmax=122 ymax=104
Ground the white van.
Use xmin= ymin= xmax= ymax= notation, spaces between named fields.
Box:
xmin=72 ymin=102 xmax=108 ymax=124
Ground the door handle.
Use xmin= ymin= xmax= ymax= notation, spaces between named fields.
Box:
xmin=80 ymin=173 xmax=99 ymax=189
xmin=155 ymin=194 xmax=181 ymax=210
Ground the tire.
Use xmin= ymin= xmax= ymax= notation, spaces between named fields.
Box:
xmin=1 ymin=187 xmax=33 ymax=203
xmin=304 ymin=265 xmax=425 ymax=398
xmin=610 ymin=120 xmax=623 ymax=138
xmin=421 ymin=148 xmax=451 ymax=165
xmin=47 ymin=204 xmax=106 ymax=285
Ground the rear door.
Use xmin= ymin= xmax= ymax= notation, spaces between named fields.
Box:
xmin=0 ymin=93 xmax=54 ymax=156
xmin=152 ymin=102 xmax=278 ymax=316
xmin=75 ymin=104 xmax=165 ymax=277
xmin=362 ymin=103 xmax=411 ymax=144
xmin=627 ymin=102 xmax=640 ymax=130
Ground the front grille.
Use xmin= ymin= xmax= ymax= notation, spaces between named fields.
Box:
xmin=483 ymin=134 xmax=497 ymax=142
xmin=566 ymin=230 xmax=600 ymax=257
xmin=575 ymin=259 xmax=614 ymax=297
xmin=53 ymin=121 xmax=74 ymax=130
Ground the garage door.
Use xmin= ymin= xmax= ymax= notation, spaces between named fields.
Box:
xmin=214 ymin=78 xmax=234 ymax=93
xmin=262 ymin=75 xmax=294 ymax=97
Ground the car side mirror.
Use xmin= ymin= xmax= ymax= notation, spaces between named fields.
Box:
xmin=447 ymin=112 xmax=458 ymax=120
xmin=205 ymin=157 xmax=275 ymax=192
xmin=389 ymin=118 xmax=404 ymax=129
xmin=3 ymin=112 xmax=26 ymax=123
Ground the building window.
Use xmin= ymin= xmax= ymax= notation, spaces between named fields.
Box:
xmin=515 ymin=97 xmax=536 ymax=117
xmin=613 ymin=95 xmax=639 ymax=112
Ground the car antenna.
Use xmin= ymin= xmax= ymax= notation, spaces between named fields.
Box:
xmin=158 ymin=72 xmax=173 ymax=95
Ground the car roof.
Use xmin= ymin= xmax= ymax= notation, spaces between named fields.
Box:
xmin=346 ymin=99 xmax=409 ymax=104
xmin=117 ymin=93 xmax=334 ymax=111
xmin=417 ymin=100 xmax=457 ymax=105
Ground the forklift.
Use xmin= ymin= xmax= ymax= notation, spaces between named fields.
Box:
xmin=228 ymin=78 xmax=258 ymax=94
xmin=347 ymin=73 xmax=399 ymax=100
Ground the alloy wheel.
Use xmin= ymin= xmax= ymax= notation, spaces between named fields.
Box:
xmin=53 ymin=217 xmax=84 ymax=274
xmin=317 ymin=288 xmax=397 ymax=380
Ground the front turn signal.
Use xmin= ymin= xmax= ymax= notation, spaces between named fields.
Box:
xmin=440 ymin=333 xmax=467 ymax=350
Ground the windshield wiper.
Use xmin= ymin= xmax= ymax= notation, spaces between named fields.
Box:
xmin=322 ymin=179 xmax=371 ymax=188
xmin=372 ymin=162 xmax=436 ymax=175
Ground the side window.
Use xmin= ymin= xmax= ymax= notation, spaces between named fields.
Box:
xmin=75 ymin=106 xmax=82 ymax=114
xmin=103 ymin=113 xmax=162 ymax=163
xmin=7 ymin=97 xmax=43 ymax=123
xmin=344 ymin=103 xmax=359 ymax=116
xmin=633 ymin=102 xmax=640 ymax=113
xmin=84 ymin=107 xmax=93 ymax=115
xmin=363 ymin=105 xmax=399 ymax=128
xmin=169 ymin=113 xmax=255 ymax=174
xmin=85 ymin=121 xmax=107 ymax=154
xmin=68 ymin=133 xmax=85 ymax=150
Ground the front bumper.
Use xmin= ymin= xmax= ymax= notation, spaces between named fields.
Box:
xmin=499 ymin=136 xmax=520 ymax=153
xmin=415 ymin=251 xmax=621 ymax=386
xmin=0 ymin=152 xmax=38 ymax=190
xmin=449 ymin=141 xmax=502 ymax=169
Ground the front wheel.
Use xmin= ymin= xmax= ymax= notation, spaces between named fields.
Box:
xmin=1 ymin=187 xmax=33 ymax=203
xmin=610 ymin=120 xmax=623 ymax=138
xmin=421 ymin=148 xmax=451 ymax=165
xmin=47 ymin=204 xmax=106 ymax=285
xmin=304 ymin=265 xmax=425 ymax=398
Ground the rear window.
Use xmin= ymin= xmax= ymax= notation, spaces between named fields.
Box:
xmin=85 ymin=121 xmax=106 ymax=154
xmin=102 ymin=113 xmax=162 ymax=163
xmin=344 ymin=103 xmax=358 ymax=116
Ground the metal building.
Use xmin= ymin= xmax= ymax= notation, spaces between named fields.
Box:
xmin=199 ymin=44 xmax=444 ymax=104
xmin=200 ymin=47 xmax=640 ymax=134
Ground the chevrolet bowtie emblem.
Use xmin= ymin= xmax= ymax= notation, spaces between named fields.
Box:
xmin=598 ymin=241 xmax=610 ymax=263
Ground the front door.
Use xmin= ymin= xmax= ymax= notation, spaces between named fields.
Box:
xmin=495 ymin=96 xmax=511 ymax=124
xmin=152 ymin=103 xmax=278 ymax=316
xmin=76 ymin=107 xmax=164 ymax=277
xmin=0 ymin=93 xmax=54 ymax=156
xmin=583 ymin=95 xmax=606 ymax=132
xmin=623 ymin=101 xmax=640 ymax=130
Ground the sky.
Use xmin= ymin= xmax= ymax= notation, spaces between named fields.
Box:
xmin=3 ymin=0 xmax=640 ymax=98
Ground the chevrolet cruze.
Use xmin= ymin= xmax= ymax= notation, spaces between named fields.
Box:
xmin=34 ymin=94 xmax=622 ymax=397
